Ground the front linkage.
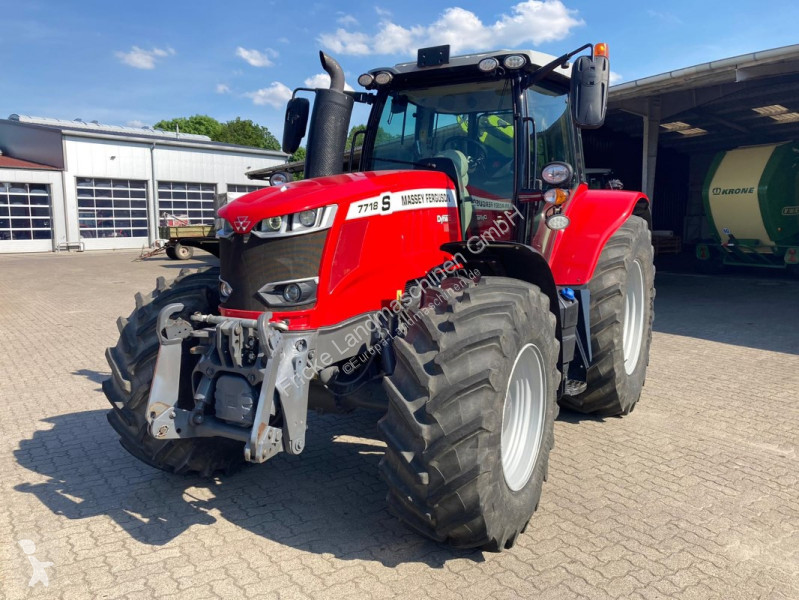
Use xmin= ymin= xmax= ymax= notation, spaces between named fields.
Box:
xmin=147 ymin=304 xmax=315 ymax=463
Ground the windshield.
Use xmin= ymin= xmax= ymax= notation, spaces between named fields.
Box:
xmin=526 ymin=82 xmax=575 ymax=185
xmin=367 ymin=77 xmax=575 ymax=238
xmin=370 ymin=80 xmax=516 ymax=207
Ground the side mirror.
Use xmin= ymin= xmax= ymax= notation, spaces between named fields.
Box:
xmin=570 ymin=55 xmax=609 ymax=129
xmin=282 ymin=97 xmax=310 ymax=154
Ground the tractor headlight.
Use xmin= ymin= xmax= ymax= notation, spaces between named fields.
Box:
xmin=546 ymin=213 xmax=571 ymax=231
xmin=541 ymin=162 xmax=574 ymax=186
xmin=282 ymin=283 xmax=302 ymax=303
xmin=297 ymin=209 xmax=317 ymax=228
xmin=374 ymin=71 xmax=393 ymax=85
xmin=269 ymin=171 xmax=291 ymax=186
xmin=251 ymin=205 xmax=337 ymax=239
xmin=503 ymin=55 xmax=527 ymax=69
xmin=258 ymin=277 xmax=319 ymax=308
xmin=478 ymin=58 xmax=499 ymax=72
xmin=264 ymin=216 xmax=283 ymax=232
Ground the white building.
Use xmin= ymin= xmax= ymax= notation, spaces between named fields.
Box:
xmin=0 ymin=115 xmax=287 ymax=253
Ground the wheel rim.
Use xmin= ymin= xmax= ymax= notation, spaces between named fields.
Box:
xmin=623 ymin=259 xmax=646 ymax=375
xmin=501 ymin=343 xmax=547 ymax=492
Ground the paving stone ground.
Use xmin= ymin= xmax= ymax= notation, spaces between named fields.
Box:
xmin=0 ymin=250 xmax=797 ymax=600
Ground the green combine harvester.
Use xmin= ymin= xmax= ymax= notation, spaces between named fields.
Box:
xmin=697 ymin=141 xmax=799 ymax=273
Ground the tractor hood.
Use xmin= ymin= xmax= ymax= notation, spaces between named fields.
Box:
xmin=219 ymin=170 xmax=456 ymax=234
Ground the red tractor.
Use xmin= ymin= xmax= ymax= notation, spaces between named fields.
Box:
xmin=105 ymin=43 xmax=654 ymax=551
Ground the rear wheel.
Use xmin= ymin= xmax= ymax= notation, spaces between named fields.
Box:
xmin=561 ymin=215 xmax=655 ymax=416
xmin=104 ymin=268 xmax=245 ymax=476
xmin=379 ymin=276 xmax=559 ymax=550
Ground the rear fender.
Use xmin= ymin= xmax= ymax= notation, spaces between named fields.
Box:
xmin=547 ymin=186 xmax=650 ymax=286
xmin=441 ymin=240 xmax=562 ymax=354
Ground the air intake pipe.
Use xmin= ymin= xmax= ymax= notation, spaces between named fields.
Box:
xmin=304 ymin=52 xmax=354 ymax=179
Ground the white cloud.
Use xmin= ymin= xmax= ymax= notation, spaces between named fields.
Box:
xmin=245 ymin=82 xmax=292 ymax=108
xmin=126 ymin=119 xmax=148 ymax=128
xmin=609 ymin=71 xmax=623 ymax=85
xmin=647 ymin=9 xmax=682 ymax=25
xmin=304 ymin=73 xmax=354 ymax=91
xmin=216 ymin=83 xmax=231 ymax=94
xmin=337 ymin=14 xmax=358 ymax=26
xmin=236 ymin=47 xmax=277 ymax=67
xmin=320 ymin=1 xmax=583 ymax=56
xmin=375 ymin=7 xmax=392 ymax=17
xmin=115 ymin=46 xmax=175 ymax=69
xmin=318 ymin=29 xmax=372 ymax=55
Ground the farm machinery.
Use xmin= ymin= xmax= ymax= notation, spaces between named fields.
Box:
xmin=104 ymin=42 xmax=654 ymax=550
xmin=697 ymin=141 xmax=799 ymax=273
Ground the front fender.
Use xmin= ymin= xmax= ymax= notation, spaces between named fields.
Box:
xmin=547 ymin=187 xmax=650 ymax=286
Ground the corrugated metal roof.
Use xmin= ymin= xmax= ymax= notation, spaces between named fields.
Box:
xmin=610 ymin=43 xmax=799 ymax=101
xmin=9 ymin=114 xmax=213 ymax=141
xmin=3 ymin=115 xmax=288 ymax=158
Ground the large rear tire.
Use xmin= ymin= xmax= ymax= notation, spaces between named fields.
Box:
xmin=103 ymin=268 xmax=245 ymax=476
xmin=379 ymin=276 xmax=559 ymax=550
xmin=561 ymin=215 xmax=655 ymax=416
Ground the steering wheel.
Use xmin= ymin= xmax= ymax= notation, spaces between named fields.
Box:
xmin=443 ymin=136 xmax=487 ymax=174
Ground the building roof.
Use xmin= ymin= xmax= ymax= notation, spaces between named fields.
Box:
xmin=601 ymin=43 xmax=799 ymax=154
xmin=4 ymin=114 xmax=288 ymax=158
xmin=610 ymin=43 xmax=799 ymax=101
xmin=0 ymin=155 xmax=60 ymax=170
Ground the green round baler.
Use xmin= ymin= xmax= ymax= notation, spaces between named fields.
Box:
xmin=699 ymin=141 xmax=799 ymax=270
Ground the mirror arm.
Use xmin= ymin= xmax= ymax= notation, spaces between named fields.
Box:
xmin=522 ymin=43 xmax=592 ymax=88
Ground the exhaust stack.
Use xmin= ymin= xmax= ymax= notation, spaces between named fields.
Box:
xmin=304 ymin=52 xmax=354 ymax=179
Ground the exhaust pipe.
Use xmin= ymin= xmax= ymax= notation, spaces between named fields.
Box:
xmin=304 ymin=52 xmax=354 ymax=179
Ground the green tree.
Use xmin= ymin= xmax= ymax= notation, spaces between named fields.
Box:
xmin=346 ymin=125 xmax=366 ymax=150
xmin=289 ymin=147 xmax=306 ymax=180
xmin=154 ymin=115 xmax=280 ymax=151
xmin=153 ymin=115 xmax=222 ymax=139
xmin=216 ymin=118 xmax=280 ymax=150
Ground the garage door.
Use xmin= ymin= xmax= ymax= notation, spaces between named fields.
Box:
xmin=157 ymin=182 xmax=217 ymax=226
xmin=0 ymin=182 xmax=53 ymax=253
xmin=77 ymin=178 xmax=148 ymax=250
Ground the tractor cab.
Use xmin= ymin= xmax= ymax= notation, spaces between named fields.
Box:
xmin=284 ymin=44 xmax=609 ymax=242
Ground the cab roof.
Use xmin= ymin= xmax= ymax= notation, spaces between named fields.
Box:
xmin=370 ymin=49 xmax=571 ymax=79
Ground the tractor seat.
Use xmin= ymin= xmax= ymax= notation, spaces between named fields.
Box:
xmin=434 ymin=149 xmax=472 ymax=235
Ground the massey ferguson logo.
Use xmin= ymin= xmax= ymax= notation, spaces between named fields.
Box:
xmin=233 ymin=216 xmax=251 ymax=232
xmin=711 ymin=186 xmax=755 ymax=196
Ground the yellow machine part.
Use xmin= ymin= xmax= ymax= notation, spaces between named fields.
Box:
xmin=706 ymin=144 xmax=776 ymax=251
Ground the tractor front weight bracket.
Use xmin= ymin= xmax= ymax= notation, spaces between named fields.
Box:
xmin=146 ymin=304 xmax=316 ymax=464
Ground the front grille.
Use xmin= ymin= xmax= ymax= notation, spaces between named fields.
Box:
xmin=219 ymin=231 xmax=327 ymax=311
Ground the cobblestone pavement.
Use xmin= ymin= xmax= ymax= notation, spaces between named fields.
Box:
xmin=0 ymin=250 xmax=797 ymax=600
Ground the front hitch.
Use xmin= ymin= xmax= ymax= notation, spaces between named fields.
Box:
xmin=146 ymin=305 xmax=316 ymax=463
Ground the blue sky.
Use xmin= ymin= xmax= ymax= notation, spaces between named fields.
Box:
xmin=3 ymin=0 xmax=798 ymax=143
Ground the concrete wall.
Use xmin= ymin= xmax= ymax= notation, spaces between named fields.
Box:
xmin=1 ymin=130 xmax=284 ymax=253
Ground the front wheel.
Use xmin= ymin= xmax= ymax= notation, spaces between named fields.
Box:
xmin=561 ymin=215 xmax=655 ymax=416
xmin=104 ymin=268 xmax=245 ymax=476
xmin=379 ymin=276 xmax=559 ymax=550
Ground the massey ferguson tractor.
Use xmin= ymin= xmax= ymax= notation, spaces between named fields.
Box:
xmin=104 ymin=43 xmax=654 ymax=551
